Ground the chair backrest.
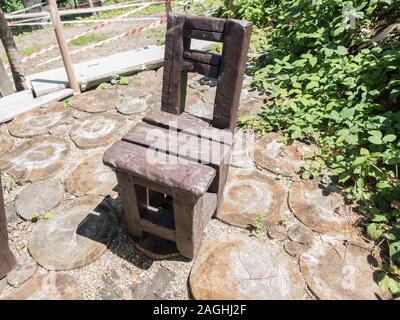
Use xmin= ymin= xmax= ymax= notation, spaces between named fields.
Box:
xmin=161 ymin=15 xmax=252 ymax=132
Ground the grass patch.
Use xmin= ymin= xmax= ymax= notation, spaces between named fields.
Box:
xmin=71 ymin=34 xmax=108 ymax=46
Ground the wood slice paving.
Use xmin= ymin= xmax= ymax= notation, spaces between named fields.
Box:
xmin=289 ymin=181 xmax=354 ymax=235
xmin=300 ymin=240 xmax=382 ymax=300
xmin=254 ymin=132 xmax=307 ymax=176
xmin=8 ymin=104 xmax=72 ymax=138
xmin=65 ymin=153 xmax=118 ymax=197
xmin=189 ymin=234 xmax=306 ymax=300
xmin=216 ymin=169 xmax=286 ymax=229
xmin=0 ymin=67 xmax=386 ymax=300
xmin=28 ymin=196 xmax=117 ymax=271
xmin=116 ymin=97 xmax=147 ymax=115
xmin=15 ymin=180 xmax=65 ymax=220
xmin=71 ymin=88 xmax=118 ymax=113
xmin=0 ymin=136 xmax=70 ymax=182
xmin=2 ymin=274 xmax=83 ymax=300
xmin=70 ymin=113 xmax=127 ymax=149
xmin=0 ymin=133 xmax=12 ymax=158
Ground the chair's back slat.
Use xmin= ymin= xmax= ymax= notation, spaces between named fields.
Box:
xmin=161 ymin=15 xmax=252 ymax=131
xmin=213 ymin=20 xmax=252 ymax=130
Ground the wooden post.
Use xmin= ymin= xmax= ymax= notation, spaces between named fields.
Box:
xmin=46 ymin=0 xmax=80 ymax=93
xmin=0 ymin=174 xmax=16 ymax=279
xmin=0 ymin=60 xmax=14 ymax=97
xmin=165 ymin=0 xmax=172 ymax=20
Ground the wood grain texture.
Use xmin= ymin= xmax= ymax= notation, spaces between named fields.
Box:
xmin=143 ymin=110 xmax=233 ymax=145
xmin=116 ymin=172 xmax=143 ymax=238
xmin=213 ymin=20 xmax=252 ymax=131
xmin=103 ymin=140 xmax=216 ymax=197
xmin=0 ymin=174 xmax=16 ymax=279
xmin=122 ymin=122 xmax=230 ymax=166
xmin=161 ymin=15 xmax=186 ymax=114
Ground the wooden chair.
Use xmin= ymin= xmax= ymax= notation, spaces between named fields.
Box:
xmin=103 ymin=14 xmax=252 ymax=259
xmin=0 ymin=174 xmax=16 ymax=279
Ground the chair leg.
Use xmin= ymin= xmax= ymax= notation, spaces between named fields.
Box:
xmin=116 ymin=172 xmax=144 ymax=238
xmin=173 ymin=192 xmax=203 ymax=259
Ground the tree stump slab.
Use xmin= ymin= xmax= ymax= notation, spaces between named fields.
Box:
xmin=145 ymin=93 xmax=162 ymax=111
xmin=189 ymin=234 xmax=306 ymax=300
xmin=6 ymin=255 xmax=38 ymax=287
xmin=0 ymin=137 xmax=70 ymax=182
xmin=254 ymin=133 xmax=309 ymax=176
xmin=185 ymin=102 xmax=214 ymax=121
xmin=201 ymin=87 xmax=216 ymax=104
xmin=2 ymin=274 xmax=83 ymax=300
xmin=288 ymin=222 xmax=314 ymax=244
xmin=216 ymin=169 xmax=286 ymax=229
xmin=289 ymin=181 xmax=353 ymax=235
xmin=28 ymin=196 xmax=117 ymax=271
xmin=118 ymin=84 xmax=154 ymax=99
xmin=129 ymin=233 xmax=179 ymax=260
xmin=65 ymin=153 xmax=118 ymax=197
xmin=268 ymin=225 xmax=287 ymax=241
xmin=15 ymin=180 xmax=65 ymax=220
xmin=117 ymin=97 xmax=147 ymax=115
xmin=300 ymin=240 xmax=382 ymax=300
xmin=70 ymin=113 xmax=127 ymax=149
xmin=0 ymin=133 xmax=12 ymax=158
xmin=72 ymin=88 xmax=118 ymax=113
xmin=284 ymin=241 xmax=306 ymax=257
xmin=8 ymin=104 xmax=72 ymax=138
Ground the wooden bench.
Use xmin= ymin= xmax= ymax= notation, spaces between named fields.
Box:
xmin=103 ymin=14 xmax=252 ymax=259
xmin=0 ymin=174 xmax=16 ymax=279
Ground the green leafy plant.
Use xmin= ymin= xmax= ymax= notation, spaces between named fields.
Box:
xmin=254 ymin=212 xmax=267 ymax=234
xmin=223 ymin=0 xmax=400 ymax=295
xmin=63 ymin=98 xmax=73 ymax=108
xmin=31 ymin=211 xmax=52 ymax=222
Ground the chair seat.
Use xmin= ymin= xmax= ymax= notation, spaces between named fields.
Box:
xmin=103 ymin=140 xmax=216 ymax=197
xmin=122 ymin=122 xmax=231 ymax=167
xmin=143 ymin=110 xmax=234 ymax=145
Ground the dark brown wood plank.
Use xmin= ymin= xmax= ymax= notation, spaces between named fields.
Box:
xmin=173 ymin=191 xmax=217 ymax=259
xmin=183 ymin=60 xmax=220 ymax=78
xmin=103 ymin=141 xmax=216 ymax=197
xmin=143 ymin=110 xmax=233 ymax=145
xmin=183 ymin=28 xmax=224 ymax=42
xmin=183 ymin=50 xmax=221 ymax=66
xmin=213 ymin=19 xmax=253 ymax=131
xmin=184 ymin=15 xmax=226 ymax=33
xmin=161 ymin=15 xmax=186 ymax=114
xmin=122 ymin=123 xmax=230 ymax=167
xmin=116 ymin=172 xmax=143 ymax=238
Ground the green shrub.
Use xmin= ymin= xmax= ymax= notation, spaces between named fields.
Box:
xmin=220 ymin=0 xmax=400 ymax=295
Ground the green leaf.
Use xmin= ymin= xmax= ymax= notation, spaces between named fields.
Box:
xmin=336 ymin=46 xmax=348 ymax=56
xmin=367 ymin=223 xmax=384 ymax=240
xmin=360 ymin=148 xmax=369 ymax=155
xmin=368 ymin=130 xmax=382 ymax=139
xmin=346 ymin=134 xmax=358 ymax=145
xmin=336 ymin=128 xmax=350 ymax=136
xmin=309 ymin=56 xmax=318 ymax=68
xmin=389 ymin=242 xmax=400 ymax=264
xmin=376 ymin=181 xmax=391 ymax=189
xmin=306 ymin=81 xmax=319 ymax=90
xmin=118 ymin=77 xmax=130 ymax=85
xmin=368 ymin=136 xmax=382 ymax=145
xmin=382 ymin=134 xmax=396 ymax=143
xmin=377 ymin=273 xmax=391 ymax=292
